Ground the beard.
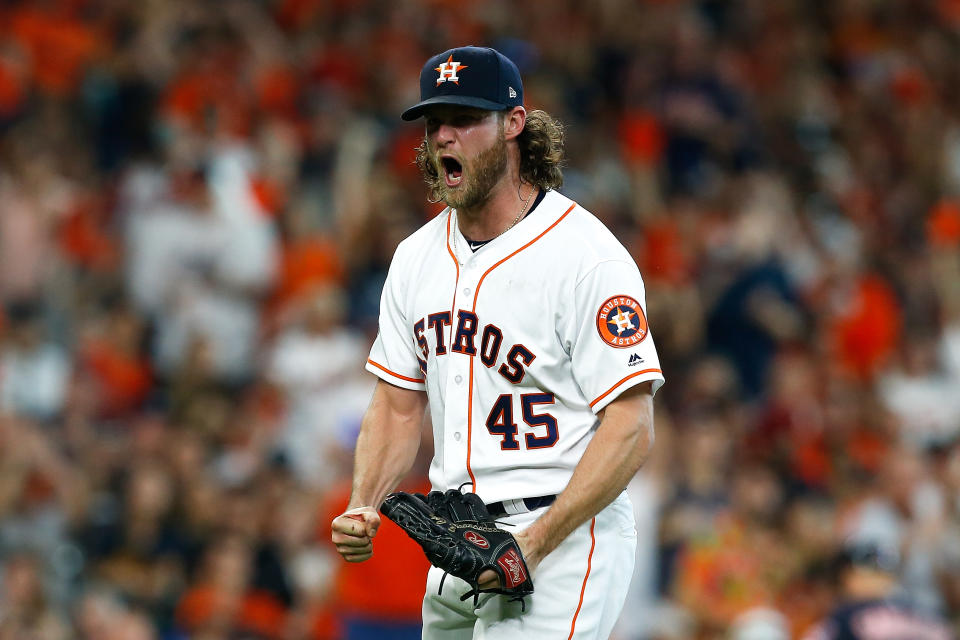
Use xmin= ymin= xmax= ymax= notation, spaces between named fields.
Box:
xmin=422 ymin=128 xmax=508 ymax=211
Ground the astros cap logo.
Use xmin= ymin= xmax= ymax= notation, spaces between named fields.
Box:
xmin=596 ymin=295 xmax=648 ymax=348
xmin=402 ymin=46 xmax=523 ymax=121
xmin=436 ymin=54 xmax=468 ymax=85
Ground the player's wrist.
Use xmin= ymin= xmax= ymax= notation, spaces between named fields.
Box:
xmin=344 ymin=504 xmax=376 ymax=514
xmin=514 ymin=529 xmax=545 ymax=568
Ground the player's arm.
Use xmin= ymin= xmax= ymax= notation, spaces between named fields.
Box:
xmin=493 ymin=381 xmax=654 ymax=578
xmin=331 ymin=378 xmax=427 ymax=562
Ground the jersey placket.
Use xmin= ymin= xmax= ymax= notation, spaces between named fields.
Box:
xmin=442 ymin=226 xmax=480 ymax=490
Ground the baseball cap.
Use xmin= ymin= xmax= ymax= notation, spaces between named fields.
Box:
xmin=401 ymin=46 xmax=524 ymax=121
xmin=837 ymin=541 xmax=900 ymax=574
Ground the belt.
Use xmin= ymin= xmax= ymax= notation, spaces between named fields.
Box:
xmin=485 ymin=494 xmax=557 ymax=518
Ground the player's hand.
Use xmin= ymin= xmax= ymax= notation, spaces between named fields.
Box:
xmin=477 ymin=529 xmax=540 ymax=590
xmin=332 ymin=506 xmax=381 ymax=562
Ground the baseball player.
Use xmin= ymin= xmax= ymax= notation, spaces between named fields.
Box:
xmin=331 ymin=45 xmax=665 ymax=638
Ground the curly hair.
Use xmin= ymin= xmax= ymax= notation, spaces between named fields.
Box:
xmin=515 ymin=109 xmax=564 ymax=191
xmin=415 ymin=109 xmax=565 ymax=202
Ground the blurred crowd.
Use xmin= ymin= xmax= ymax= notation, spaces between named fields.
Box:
xmin=1 ymin=0 xmax=959 ymax=638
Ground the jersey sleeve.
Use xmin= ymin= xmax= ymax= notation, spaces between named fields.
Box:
xmin=569 ymin=259 xmax=664 ymax=412
xmin=365 ymin=246 xmax=427 ymax=391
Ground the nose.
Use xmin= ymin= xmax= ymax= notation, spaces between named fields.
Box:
xmin=433 ymin=122 xmax=455 ymax=147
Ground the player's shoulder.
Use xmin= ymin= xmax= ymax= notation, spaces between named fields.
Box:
xmin=544 ymin=190 xmax=635 ymax=265
xmin=392 ymin=208 xmax=451 ymax=262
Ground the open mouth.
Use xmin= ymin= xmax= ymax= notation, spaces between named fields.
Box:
xmin=441 ymin=156 xmax=463 ymax=187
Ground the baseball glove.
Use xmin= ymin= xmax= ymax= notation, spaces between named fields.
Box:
xmin=380 ymin=489 xmax=534 ymax=608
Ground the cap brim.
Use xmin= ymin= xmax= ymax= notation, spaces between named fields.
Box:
xmin=401 ymin=95 xmax=507 ymax=121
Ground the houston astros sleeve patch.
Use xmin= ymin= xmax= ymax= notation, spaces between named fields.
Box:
xmin=596 ymin=295 xmax=648 ymax=348
xmin=570 ymin=261 xmax=665 ymax=409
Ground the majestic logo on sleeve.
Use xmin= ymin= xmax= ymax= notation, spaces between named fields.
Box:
xmin=596 ymin=295 xmax=648 ymax=348
xmin=436 ymin=55 xmax=468 ymax=85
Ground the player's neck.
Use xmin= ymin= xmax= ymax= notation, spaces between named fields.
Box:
xmin=455 ymin=175 xmax=533 ymax=242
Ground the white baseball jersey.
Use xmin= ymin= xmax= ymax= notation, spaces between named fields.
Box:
xmin=366 ymin=189 xmax=664 ymax=504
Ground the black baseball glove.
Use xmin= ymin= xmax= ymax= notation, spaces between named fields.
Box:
xmin=380 ymin=488 xmax=534 ymax=608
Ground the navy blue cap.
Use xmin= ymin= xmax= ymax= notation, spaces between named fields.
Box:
xmin=401 ymin=46 xmax=524 ymax=121
xmin=838 ymin=542 xmax=900 ymax=574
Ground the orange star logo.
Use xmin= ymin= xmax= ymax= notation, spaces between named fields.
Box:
xmin=435 ymin=54 xmax=468 ymax=86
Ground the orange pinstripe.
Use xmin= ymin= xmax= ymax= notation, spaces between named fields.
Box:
xmin=445 ymin=214 xmax=462 ymax=343
xmin=567 ymin=517 xmax=597 ymax=639
xmin=445 ymin=213 xmax=462 ymax=354
xmin=589 ymin=368 xmax=662 ymax=409
xmin=366 ymin=359 xmax=425 ymax=384
xmin=463 ymin=202 xmax=577 ymax=493
xmin=445 ymin=212 xmax=461 ymax=297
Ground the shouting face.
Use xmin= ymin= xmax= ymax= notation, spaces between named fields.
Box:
xmin=421 ymin=106 xmax=508 ymax=211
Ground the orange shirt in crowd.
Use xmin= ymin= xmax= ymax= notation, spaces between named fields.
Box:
xmin=619 ymin=109 xmax=665 ymax=168
xmin=635 ymin=218 xmax=692 ymax=287
xmin=163 ymin=66 xmax=252 ymax=137
xmin=829 ymin=274 xmax=901 ymax=381
xmin=80 ymin=341 xmax=151 ymax=418
xmin=0 ymin=55 xmax=26 ymax=117
xmin=175 ymin=585 xmax=287 ymax=639
xmin=928 ymin=199 xmax=960 ymax=248
xmin=255 ymin=64 xmax=301 ymax=120
xmin=266 ymin=235 xmax=345 ymax=326
xmin=58 ymin=201 xmax=120 ymax=272
xmin=8 ymin=6 xmax=100 ymax=97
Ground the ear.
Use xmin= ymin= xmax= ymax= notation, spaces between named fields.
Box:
xmin=502 ymin=106 xmax=526 ymax=141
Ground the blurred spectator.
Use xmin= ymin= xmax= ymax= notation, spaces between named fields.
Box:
xmin=75 ymin=298 xmax=152 ymax=419
xmin=0 ymin=415 xmax=85 ymax=567
xmin=841 ymin=445 xmax=957 ymax=617
xmin=73 ymin=587 xmax=158 ymax=640
xmin=0 ymin=301 xmax=70 ymax=421
xmin=659 ymin=11 xmax=759 ymax=194
xmin=0 ymin=126 xmax=75 ymax=305
xmin=174 ymin=532 xmax=286 ymax=639
xmin=728 ymin=607 xmax=790 ymax=640
xmin=800 ymin=543 xmax=953 ymax=640
xmin=78 ymin=458 xmax=186 ymax=624
xmin=877 ymin=333 xmax=960 ymax=449
xmin=704 ymin=174 xmax=808 ymax=397
xmin=671 ymin=461 xmax=789 ymax=633
xmin=778 ymin=497 xmax=842 ymax=637
xmin=267 ymin=206 xmax=346 ymax=330
xmin=932 ymin=439 xmax=960 ymax=615
xmin=0 ymin=551 xmax=69 ymax=640
xmin=266 ymin=285 xmax=369 ymax=490
xmin=125 ymin=146 xmax=277 ymax=384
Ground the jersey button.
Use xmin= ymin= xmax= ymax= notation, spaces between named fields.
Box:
xmin=454 ymin=375 xmax=462 ymax=384
xmin=454 ymin=432 xmax=462 ymax=441
xmin=462 ymin=288 xmax=471 ymax=296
